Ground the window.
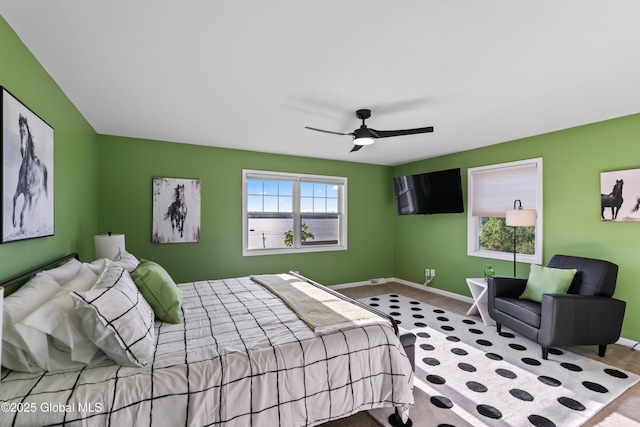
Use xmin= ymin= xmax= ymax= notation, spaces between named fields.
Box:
xmin=467 ymin=158 xmax=542 ymax=265
xmin=242 ymin=170 xmax=347 ymax=256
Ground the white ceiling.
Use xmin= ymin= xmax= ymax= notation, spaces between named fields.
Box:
xmin=2 ymin=1 xmax=640 ymax=166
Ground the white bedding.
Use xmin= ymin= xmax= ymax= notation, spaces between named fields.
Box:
xmin=0 ymin=276 xmax=413 ymax=426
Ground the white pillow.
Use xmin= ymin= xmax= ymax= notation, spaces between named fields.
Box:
xmin=113 ymin=249 xmax=140 ymax=272
xmin=44 ymin=258 xmax=83 ymax=285
xmin=71 ymin=263 xmax=155 ymax=367
xmin=84 ymin=259 xmax=107 ymax=275
xmin=17 ymin=264 xmax=101 ymax=370
xmin=2 ymin=273 xmax=61 ymax=372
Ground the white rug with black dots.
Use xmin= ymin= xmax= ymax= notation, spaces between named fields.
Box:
xmin=360 ymin=294 xmax=639 ymax=427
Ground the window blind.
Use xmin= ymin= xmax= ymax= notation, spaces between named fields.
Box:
xmin=470 ymin=161 xmax=538 ymax=217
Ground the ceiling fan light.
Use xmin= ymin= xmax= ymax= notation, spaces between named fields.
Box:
xmin=353 ymin=137 xmax=375 ymax=146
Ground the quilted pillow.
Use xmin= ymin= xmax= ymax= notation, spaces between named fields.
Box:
xmin=72 ymin=262 xmax=155 ymax=367
xmin=520 ymin=264 xmax=577 ymax=303
xmin=131 ymin=259 xmax=182 ymax=323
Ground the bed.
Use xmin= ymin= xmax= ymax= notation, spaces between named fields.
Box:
xmin=1 ymin=253 xmax=414 ymax=426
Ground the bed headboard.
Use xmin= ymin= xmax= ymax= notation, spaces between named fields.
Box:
xmin=1 ymin=253 xmax=80 ymax=294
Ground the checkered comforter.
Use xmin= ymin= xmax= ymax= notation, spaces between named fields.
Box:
xmin=0 ymin=276 xmax=413 ymax=426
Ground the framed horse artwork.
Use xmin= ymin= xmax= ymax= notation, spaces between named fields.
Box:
xmin=1 ymin=87 xmax=54 ymax=243
xmin=601 ymin=168 xmax=640 ymax=222
xmin=152 ymin=177 xmax=201 ymax=243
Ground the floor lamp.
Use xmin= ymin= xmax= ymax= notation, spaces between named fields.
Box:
xmin=505 ymin=200 xmax=536 ymax=277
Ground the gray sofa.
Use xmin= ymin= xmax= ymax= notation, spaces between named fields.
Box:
xmin=487 ymin=255 xmax=626 ymax=360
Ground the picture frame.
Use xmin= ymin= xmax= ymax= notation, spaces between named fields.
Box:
xmin=600 ymin=167 xmax=640 ymax=222
xmin=152 ymin=177 xmax=201 ymax=243
xmin=2 ymin=87 xmax=54 ymax=243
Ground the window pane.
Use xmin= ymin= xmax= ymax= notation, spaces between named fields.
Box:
xmin=248 ymin=216 xmax=294 ymax=250
xmin=479 ymin=217 xmax=535 ymax=255
xmin=247 ymin=195 xmax=263 ymax=212
xmin=313 ymin=198 xmax=326 ymax=213
xmin=301 ymin=214 xmax=339 ymax=245
xmin=279 ymin=181 xmax=293 ymax=196
xmin=263 ymin=180 xmax=279 ymax=195
xmin=247 ymin=180 xmax=263 ymax=195
xmin=279 ymin=196 xmax=292 ymax=212
xmin=300 ymin=182 xmax=313 ymax=197
xmin=263 ymin=196 xmax=279 ymax=212
xmin=314 ymin=184 xmax=327 ymax=198
xmin=300 ymin=182 xmax=340 ymax=214
xmin=300 ymin=197 xmax=313 ymax=212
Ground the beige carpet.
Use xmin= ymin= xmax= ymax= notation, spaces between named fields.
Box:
xmin=595 ymin=412 xmax=640 ymax=427
xmin=318 ymin=282 xmax=640 ymax=427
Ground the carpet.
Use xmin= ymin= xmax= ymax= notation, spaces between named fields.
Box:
xmin=595 ymin=413 xmax=640 ymax=427
xmin=360 ymin=294 xmax=639 ymax=427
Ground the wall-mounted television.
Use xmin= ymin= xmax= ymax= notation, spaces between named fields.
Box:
xmin=393 ymin=168 xmax=464 ymax=215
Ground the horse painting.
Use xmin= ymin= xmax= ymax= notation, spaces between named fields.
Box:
xmin=152 ymin=177 xmax=200 ymax=243
xmin=601 ymin=179 xmax=623 ymax=220
xmin=631 ymin=195 xmax=640 ymax=214
xmin=165 ymin=184 xmax=187 ymax=237
xmin=12 ymin=114 xmax=49 ymax=229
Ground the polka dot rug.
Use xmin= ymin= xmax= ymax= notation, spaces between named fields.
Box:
xmin=360 ymin=294 xmax=639 ymax=427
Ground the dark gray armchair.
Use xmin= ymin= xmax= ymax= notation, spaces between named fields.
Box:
xmin=487 ymin=255 xmax=626 ymax=360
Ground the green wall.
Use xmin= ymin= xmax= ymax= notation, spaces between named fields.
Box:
xmin=96 ymin=135 xmax=395 ymax=285
xmin=392 ymin=113 xmax=640 ymax=341
xmin=0 ymin=17 xmax=99 ymax=283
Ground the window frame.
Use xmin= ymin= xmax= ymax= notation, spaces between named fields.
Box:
xmin=242 ymin=169 xmax=347 ymax=256
xmin=467 ymin=158 xmax=543 ymax=265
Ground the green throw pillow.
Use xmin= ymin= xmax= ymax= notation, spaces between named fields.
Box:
xmin=131 ymin=259 xmax=182 ymax=323
xmin=519 ymin=264 xmax=577 ymax=303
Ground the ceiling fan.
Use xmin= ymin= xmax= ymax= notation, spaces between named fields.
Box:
xmin=305 ymin=108 xmax=434 ymax=152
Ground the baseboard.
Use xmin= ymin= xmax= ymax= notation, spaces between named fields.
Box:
xmin=333 ymin=277 xmax=638 ymax=349
xmin=389 ymin=277 xmax=475 ymax=304
xmin=616 ymin=337 xmax=639 ymax=350
xmin=330 ymin=280 xmax=373 ymax=290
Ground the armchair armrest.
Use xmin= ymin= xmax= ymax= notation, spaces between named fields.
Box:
xmin=487 ymin=276 xmax=527 ymax=318
xmin=488 ymin=276 xmax=527 ymax=299
xmin=539 ymin=294 xmax=626 ymax=347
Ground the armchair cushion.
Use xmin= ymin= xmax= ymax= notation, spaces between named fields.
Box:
xmin=494 ymin=297 xmax=542 ymax=328
xmin=519 ymin=264 xmax=577 ymax=303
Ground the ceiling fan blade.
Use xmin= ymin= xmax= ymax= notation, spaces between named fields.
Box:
xmin=371 ymin=126 xmax=434 ymax=138
xmin=305 ymin=126 xmax=351 ymax=136
xmin=350 ymin=144 xmax=364 ymax=153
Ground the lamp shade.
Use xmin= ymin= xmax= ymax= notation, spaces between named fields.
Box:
xmin=505 ymin=209 xmax=536 ymax=227
xmin=94 ymin=233 xmax=125 ymax=260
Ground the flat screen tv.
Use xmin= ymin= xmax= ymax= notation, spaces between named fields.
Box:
xmin=393 ymin=168 xmax=464 ymax=215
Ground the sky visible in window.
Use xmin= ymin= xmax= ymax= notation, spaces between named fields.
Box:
xmin=248 ymin=180 xmax=338 ymax=213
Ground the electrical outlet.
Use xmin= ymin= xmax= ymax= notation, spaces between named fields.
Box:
xmin=424 ymin=268 xmax=434 ymax=286
xmin=431 ymin=269 xmax=436 ymax=277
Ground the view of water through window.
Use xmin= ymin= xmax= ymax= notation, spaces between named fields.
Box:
xmin=246 ymin=177 xmax=341 ymax=250
xmin=247 ymin=216 xmax=339 ymax=249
